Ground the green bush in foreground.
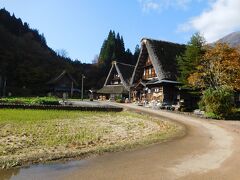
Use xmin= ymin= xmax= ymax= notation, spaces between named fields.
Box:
xmin=200 ymin=86 xmax=234 ymax=118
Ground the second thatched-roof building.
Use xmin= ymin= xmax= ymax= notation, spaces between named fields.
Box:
xmin=97 ymin=61 xmax=135 ymax=100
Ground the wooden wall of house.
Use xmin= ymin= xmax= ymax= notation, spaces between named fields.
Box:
xmin=179 ymin=89 xmax=201 ymax=110
xmin=142 ymin=56 xmax=157 ymax=80
xmin=162 ymin=84 xmax=178 ymax=104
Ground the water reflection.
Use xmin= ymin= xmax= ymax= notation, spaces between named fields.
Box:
xmin=0 ymin=160 xmax=88 ymax=180
xmin=0 ymin=168 xmax=20 ymax=180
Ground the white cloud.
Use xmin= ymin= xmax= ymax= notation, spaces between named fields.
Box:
xmin=139 ymin=0 xmax=193 ymax=12
xmin=179 ymin=0 xmax=240 ymax=42
xmin=142 ymin=1 xmax=160 ymax=11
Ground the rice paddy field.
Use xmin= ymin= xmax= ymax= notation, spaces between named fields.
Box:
xmin=0 ymin=109 xmax=184 ymax=169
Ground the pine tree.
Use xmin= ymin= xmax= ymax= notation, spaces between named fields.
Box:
xmin=177 ymin=33 xmax=205 ymax=86
xmin=133 ymin=45 xmax=140 ymax=65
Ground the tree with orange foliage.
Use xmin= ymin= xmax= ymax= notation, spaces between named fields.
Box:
xmin=188 ymin=43 xmax=240 ymax=90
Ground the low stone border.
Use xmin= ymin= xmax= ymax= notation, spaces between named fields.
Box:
xmin=0 ymin=103 xmax=123 ymax=112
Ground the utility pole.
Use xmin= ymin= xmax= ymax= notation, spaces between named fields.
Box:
xmin=128 ymin=87 xmax=131 ymax=103
xmin=81 ymin=74 xmax=85 ymax=101
xmin=3 ymin=77 xmax=6 ymax=97
xmin=70 ymin=81 xmax=74 ymax=98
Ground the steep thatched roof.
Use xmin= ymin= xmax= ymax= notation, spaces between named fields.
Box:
xmin=47 ymin=70 xmax=78 ymax=86
xmin=97 ymin=85 xmax=128 ymax=94
xmin=131 ymin=38 xmax=185 ymax=85
xmin=104 ymin=61 xmax=135 ymax=90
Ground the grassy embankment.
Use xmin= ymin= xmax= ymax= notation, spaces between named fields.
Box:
xmin=0 ymin=109 xmax=184 ymax=169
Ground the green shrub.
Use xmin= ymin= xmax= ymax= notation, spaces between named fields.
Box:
xmin=0 ymin=97 xmax=60 ymax=105
xmin=32 ymin=97 xmax=60 ymax=105
xmin=115 ymin=95 xmax=124 ymax=103
xmin=115 ymin=99 xmax=122 ymax=103
xmin=200 ymin=86 xmax=234 ymax=118
xmin=198 ymin=98 xmax=205 ymax=111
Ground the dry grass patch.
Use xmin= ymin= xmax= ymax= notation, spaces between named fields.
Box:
xmin=0 ymin=109 xmax=184 ymax=169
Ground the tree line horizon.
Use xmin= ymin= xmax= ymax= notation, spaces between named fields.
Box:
xmin=0 ymin=8 xmax=140 ymax=96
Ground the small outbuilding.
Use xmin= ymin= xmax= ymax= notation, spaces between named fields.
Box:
xmin=47 ymin=70 xmax=80 ymax=98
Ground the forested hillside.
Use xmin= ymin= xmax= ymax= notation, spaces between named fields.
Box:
xmin=0 ymin=8 xmax=139 ymax=96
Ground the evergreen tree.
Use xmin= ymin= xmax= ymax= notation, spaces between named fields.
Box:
xmin=177 ymin=32 xmax=205 ymax=86
xmin=120 ymin=36 xmax=125 ymax=56
xmin=97 ymin=30 xmax=138 ymax=87
xmin=124 ymin=49 xmax=133 ymax=64
xmin=133 ymin=44 xmax=140 ymax=65
xmin=98 ymin=30 xmax=127 ymax=68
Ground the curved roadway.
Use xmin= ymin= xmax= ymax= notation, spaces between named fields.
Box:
xmin=66 ymin=104 xmax=240 ymax=180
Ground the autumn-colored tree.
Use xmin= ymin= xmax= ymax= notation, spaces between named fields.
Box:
xmin=188 ymin=43 xmax=240 ymax=90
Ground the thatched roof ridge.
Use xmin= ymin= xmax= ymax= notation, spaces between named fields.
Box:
xmin=131 ymin=38 xmax=186 ymax=85
xmin=104 ymin=61 xmax=135 ymax=90
xmin=47 ymin=70 xmax=78 ymax=86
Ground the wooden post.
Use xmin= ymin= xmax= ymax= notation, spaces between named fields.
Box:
xmin=81 ymin=74 xmax=85 ymax=101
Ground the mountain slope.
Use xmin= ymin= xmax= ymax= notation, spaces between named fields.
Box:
xmin=0 ymin=8 xmax=82 ymax=96
xmin=216 ymin=31 xmax=240 ymax=47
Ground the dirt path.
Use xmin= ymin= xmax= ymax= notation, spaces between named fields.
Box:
xmin=64 ymin=103 xmax=240 ymax=180
xmin=2 ymin=103 xmax=240 ymax=180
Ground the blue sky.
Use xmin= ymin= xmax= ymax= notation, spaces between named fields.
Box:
xmin=1 ymin=0 xmax=240 ymax=63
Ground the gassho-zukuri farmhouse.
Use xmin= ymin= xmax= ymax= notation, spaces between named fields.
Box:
xmin=97 ymin=38 xmax=201 ymax=107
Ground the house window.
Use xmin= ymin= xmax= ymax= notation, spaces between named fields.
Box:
xmin=146 ymin=68 xmax=149 ymax=77
xmin=152 ymin=68 xmax=156 ymax=77
xmin=143 ymin=67 xmax=157 ymax=79
xmin=146 ymin=57 xmax=151 ymax=66
xmin=149 ymin=68 xmax=152 ymax=76
xmin=114 ymin=74 xmax=119 ymax=78
xmin=143 ymin=55 xmax=157 ymax=79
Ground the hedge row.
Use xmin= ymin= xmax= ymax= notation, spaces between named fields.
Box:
xmin=0 ymin=103 xmax=123 ymax=112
